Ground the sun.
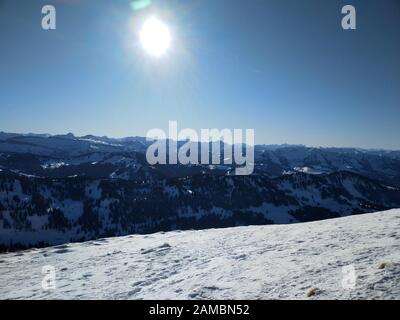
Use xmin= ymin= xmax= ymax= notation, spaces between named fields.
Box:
xmin=139 ymin=17 xmax=171 ymax=57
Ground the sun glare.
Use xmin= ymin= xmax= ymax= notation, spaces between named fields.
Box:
xmin=139 ymin=17 xmax=171 ymax=57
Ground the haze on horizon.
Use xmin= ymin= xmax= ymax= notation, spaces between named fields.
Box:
xmin=1 ymin=0 xmax=400 ymax=149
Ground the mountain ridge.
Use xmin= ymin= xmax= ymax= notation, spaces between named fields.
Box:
xmin=1 ymin=131 xmax=400 ymax=252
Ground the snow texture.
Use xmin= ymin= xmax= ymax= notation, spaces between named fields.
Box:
xmin=0 ymin=209 xmax=399 ymax=300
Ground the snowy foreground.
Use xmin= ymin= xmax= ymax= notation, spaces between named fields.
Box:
xmin=1 ymin=210 xmax=399 ymax=300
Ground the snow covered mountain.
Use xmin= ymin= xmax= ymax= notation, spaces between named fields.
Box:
xmin=253 ymin=145 xmax=400 ymax=187
xmin=1 ymin=132 xmax=400 ymax=251
xmin=1 ymin=209 xmax=399 ymax=300
xmin=1 ymin=132 xmax=400 ymax=186
xmin=1 ymin=169 xmax=400 ymax=251
xmin=0 ymin=132 xmax=149 ymax=156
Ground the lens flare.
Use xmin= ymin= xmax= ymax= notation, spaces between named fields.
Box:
xmin=131 ymin=0 xmax=152 ymax=11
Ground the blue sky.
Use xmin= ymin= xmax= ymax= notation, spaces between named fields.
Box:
xmin=1 ymin=0 xmax=400 ymax=149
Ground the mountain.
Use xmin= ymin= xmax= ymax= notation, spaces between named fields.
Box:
xmin=1 ymin=209 xmax=399 ymax=299
xmin=253 ymin=145 xmax=400 ymax=187
xmin=1 ymin=169 xmax=399 ymax=251
xmin=1 ymin=132 xmax=400 ymax=251
xmin=1 ymin=132 xmax=400 ymax=186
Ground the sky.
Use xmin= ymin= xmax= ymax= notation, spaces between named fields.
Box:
xmin=0 ymin=0 xmax=400 ymax=149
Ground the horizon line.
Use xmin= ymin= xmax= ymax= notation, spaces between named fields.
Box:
xmin=1 ymin=130 xmax=400 ymax=152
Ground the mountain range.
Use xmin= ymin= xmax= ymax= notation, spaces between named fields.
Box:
xmin=0 ymin=132 xmax=400 ymax=251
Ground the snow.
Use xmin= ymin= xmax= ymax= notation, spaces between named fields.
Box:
xmin=58 ymin=200 xmax=84 ymax=221
xmin=41 ymin=162 xmax=69 ymax=169
xmin=85 ymin=182 xmax=102 ymax=200
xmin=0 ymin=209 xmax=399 ymax=300
xmin=247 ymin=203 xmax=298 ymax=224
xmin=78 ymin=138 xmax=123 ymax=148
xmin=293 ymin=166 xmax=328 ymax=175
xmin=27 ymin=215 xmax=49 ymax=230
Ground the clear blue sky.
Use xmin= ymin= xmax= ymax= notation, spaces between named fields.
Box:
xmin=1 ymin=0 xmax=400 ymax=149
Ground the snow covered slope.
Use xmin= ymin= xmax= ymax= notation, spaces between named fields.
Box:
xmin=0 ymin=209 xmax=399 ymax=300
xmin=2 ymin=170 xmax=400 ymax=252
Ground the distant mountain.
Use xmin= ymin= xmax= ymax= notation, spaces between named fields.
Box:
xmin=1 ymin=132 xmax=400 ymax=251
xmin=254 ymin=145 xmax=400 ymax=187
xmin=0 ymin=132 xmax=400 ymax=186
